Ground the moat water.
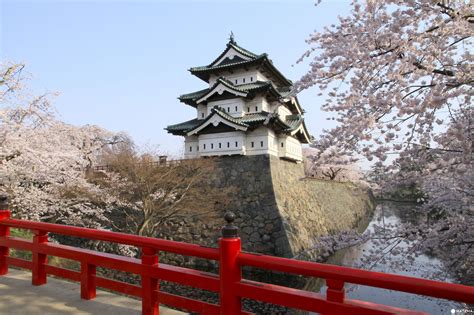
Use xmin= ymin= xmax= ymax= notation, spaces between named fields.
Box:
xmin=304 ymin=201 xmax=471 ymax=315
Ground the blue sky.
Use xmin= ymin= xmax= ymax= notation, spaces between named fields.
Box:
xmin=1 ymin=0 xmax=351 ymax=156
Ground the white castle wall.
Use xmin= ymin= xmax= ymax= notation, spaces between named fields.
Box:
xmin=198 ymin=131 xmax=246 ymax=157
xmin=209 ymin=67 xmax=268 ymax=87
xmin=207 ymin=99 xmax=245 ymax=118
xmin=278 ymin=135 xmax=302 ymax=161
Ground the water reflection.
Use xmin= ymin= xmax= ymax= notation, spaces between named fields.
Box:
xmin=305 ymin=202 xmax=469 ymax=315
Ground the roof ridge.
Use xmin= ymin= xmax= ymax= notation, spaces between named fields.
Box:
xmin=216 ymin=77 xmax=248 ymax=93
xmin=179 ymin=88 xmax=209 ymax=99
xmin=228 ymin=42 xmax=259 ymax=59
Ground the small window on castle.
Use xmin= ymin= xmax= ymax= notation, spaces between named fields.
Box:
xmin=247 ymin=107 xmax=250 ymax=112
xmin=219 ymin=143 xmax=222 ymax=149
xmin=235 ymin=141 xmax=238 ymax=147
xmin=227 ymin=142 xmax=230 ymax=148
xmin=211 ymin=143 xmax=214 ymax=149
xmin=204 ymin=144 xmax=206 ymax=150
xmin=251 ymin=142 xmax=254 ymax=148
xmin=243 ymin=78 xmax=246 ymax=83
xmin=255 ymin=106 xmax=258 ymax=111
xmin=201 ymin=113 xmax=205 ymax=118
xmin=281 ymin=142 xmax=284 ymax=148
xmin=189 ymin=146 xmax=192 ymax=152
xmin=197 ymin=146 xmax=199 ymax=151
xmin=235 ymin=106 xmax=237 ymax=111
xmin=235 ymin=79 xmax=238 ymax=84
xmin=250 ymin=77 xmax=253 ymax=82
xmin=260 ymin=141 xmax=264 ymax=147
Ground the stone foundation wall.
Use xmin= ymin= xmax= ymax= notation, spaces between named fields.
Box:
xmin=156 ymin=154 xmax=375 ymax=265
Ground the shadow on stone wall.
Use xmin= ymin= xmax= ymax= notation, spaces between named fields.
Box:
xmin=154 ymin=155 xmax=375 ymax=266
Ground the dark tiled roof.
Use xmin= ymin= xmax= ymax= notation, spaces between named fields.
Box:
xmin=166 ymin=107 xmax=270 ymax=136
xmin=189 ymin=41 xmax=292 ymax=87
xmin=207 ymin=40 xmax=259 ymax=67
xmin=178 ymin=89 xmax=208 ymax=102
xmin=190 ymin=54 xmax=265 ymax=73
xmin=165 ymin=118 xmax=200 ymax=133
xmin=284 ymin=114 xmax=304 ymax=131
xmin=165 ymin=105 xmax=311 ymax=140
xmin=179 ymin=78 xmax=280 ymax=107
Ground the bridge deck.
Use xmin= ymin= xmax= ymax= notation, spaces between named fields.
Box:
xmin=0 ymin=269 xmax=186 ymax=315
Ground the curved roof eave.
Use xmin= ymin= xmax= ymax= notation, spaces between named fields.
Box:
xmin=190 ymin=55 xmax=292 ymax=87
xmin=196 ymin=78 xmax=248 ymax=104
xmin=290 ymin=121 xmax=312 ymax=144
xmin=208 ymin=41 xmax=259 ymax=67
xmin=186 ymin=107 xmax=249 ymax=136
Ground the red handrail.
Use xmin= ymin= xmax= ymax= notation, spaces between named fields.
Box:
xmin=0 ymin=206 xmax=473 ymax=315
xmin=3 ymin=218 xmax=219 ymax=260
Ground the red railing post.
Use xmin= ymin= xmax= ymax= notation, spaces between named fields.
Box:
xmin=0 ymin=194 xmax=10 ymax=276
xmin=32 ymin=230 xmax=48 ymax=285
xmin=81 ymin=261 xmax=97 ymax=300
xmin=326 ymin=279 xmax=345 ymax=303
xmin=219 ymin=212 xmax=242 ymax=315
xmin=142 ymin=247 xmax=159 ymax=315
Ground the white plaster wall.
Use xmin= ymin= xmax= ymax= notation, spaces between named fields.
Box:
xmin=198 ymin=131 xmax=246 ymax=157
xmin=277 ymin=105 xmax=292 ymax=119
xmin=208 ymin=68 xmax=269 ymax=87
xmin=209 ymin=69 xmax=258 ymax=87
xmin=245 ymin=127 xmax=279 ymax=157
xmin=256 ymin=71 xmax=269 ymax=82
xmin=184 ymin=136 xmax=199 ymax=159
xmin=207 ymin=98 xmax=245 ymax=117
xmin=197 ymin=104 xmax=207 ymax=119
xmin=244 ymin=96 xmax=269 ymax=114
xmin=278 ymin=135 xmax=303 ymax=161
xmin=184 ymin=129 xmax=302 ymax=161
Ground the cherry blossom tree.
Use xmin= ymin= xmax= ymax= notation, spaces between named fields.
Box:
xmin=297 ymin=1 xmax=473 ymax=280
xmin=303 ymin=147 xmax=363 ymax=182
xmin=0 ymin=61 xmax=126 ymax=228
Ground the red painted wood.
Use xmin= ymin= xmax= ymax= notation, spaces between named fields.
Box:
xmin=0 ymin=210 xmax=10 ymax=275
xmin=158 ymin=291 xmax=221 ymax=315
xmin=236 ymin=280 xmax=424 ymax=315
xmin=326 ymin=279 xmax=345 ymax=303
xmin=6 ymin=256 xmax=33 ymax=270
xmin=96 ymin=276 xmax=142 ymax=297
xmin=3 ymin=218 xmax=219 ymax=260
xmin=81 ymin=262 xmax=96 ymax=300
xmin=141 ymin=247 xmax=159 ymax=315
xmin=238 ymin=252 xmax=474 ymax=304
xmin=45 ymin=265 xmax=81 ymax=282
xmin=32 ymin=230 xmax=48 ymax=286
xmin=0 ymin=237 xmax=220 ymax=292
xmin=157 ymin=263 xmax=219 ymax=292
xmin=219 ymin=237 xmax=242 ymax=315
xmin=1 ymin=216 xmax=474 ymax=315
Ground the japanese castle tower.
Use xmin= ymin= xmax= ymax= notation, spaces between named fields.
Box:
xmin=166 ymin=36 xmax=311 ymax=162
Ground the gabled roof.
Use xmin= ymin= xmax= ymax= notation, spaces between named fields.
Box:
xmin=178 ymin=78 xmax=284 ymax=107
xmin=196 ymin=78 xmax=248 ymax=104
xmin=285 ymin=115 xmax=311 ymax=143
xmin=280 ymin=94 xmax=304 ymax=115
xmin=165 ymin=107 xmax=311 ymax=143
xmin=186 ymin=108 xmax=249 ymax=136
xmin=165 ymin=118 xmax=200 ymax=134
xmin=166 ymin=107 xmax=270 ymax=136
xmin=208 ymin=39 xmax=259 ymax=67
xmin=189 ymin=39 xmax=292 ymax=87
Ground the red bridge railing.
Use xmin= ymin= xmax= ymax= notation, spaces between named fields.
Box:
xmin=0 ymin=196 xmax=473 ymax=315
